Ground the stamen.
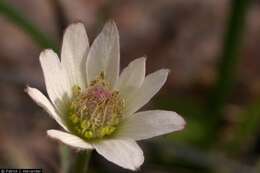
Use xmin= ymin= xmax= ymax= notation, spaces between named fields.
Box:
xmin=66 ymin=73 xmax=125 ymax=140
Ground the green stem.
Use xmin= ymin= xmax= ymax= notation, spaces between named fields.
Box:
xmin=60 ymin=145 xmax=72 ymax=173
xmin=205 ymin=0 xmax=251 ymax=143
xmin=72 ymin=150 xmax=92 ymax=173
xmin=0 ymin=0 xmax=58 ymax=52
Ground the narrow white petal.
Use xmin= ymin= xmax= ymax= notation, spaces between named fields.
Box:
xmin=26 ymin=87 xmax=68 ymax=131
xmin=47 ymin=130 xmax=93 ymax=149
xmin=86 ymin=21 xmax=119 ymax=86
xmin=40 ymin=49 xmax=71 ymax=110
xmin=115 ymin=57 xmax=146 ymax=103
xmin=126 ymin=69 xmax=169 ymax=115
xmin=117 ymin=110 xmax=185 ymax=141
xmin=93 ymin=139 xmax=144 ymax=171
xmin=61 ymin=23 xmax=89 ymax=88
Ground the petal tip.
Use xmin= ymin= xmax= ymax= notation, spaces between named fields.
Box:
xmin=140 ymin=56 xmax=147 ymax=62
xmin=134 ymin=158 xmax=144 ymax=171
xmin=46 ymin=129 xmax=54 ymax=137
xmin=39 ymin=49 xmax=57 ymax=61
xmin=174 ymin=114 xmax=186 ymax=131
xmin=178 ymin=121 xmax=186 ymax=131
xmin=163 ymin=68 xmax=170 ymax=74
xmin=65 ymin=22 xmax=86 ymax=34
xmin=103 ymin=20 xmax=119 ymax=35
xmin=180 ymin=118 xmax=186 ymax=130
xmin=132 ymin=160 xmax=144 ymax=171
xmin=40 ymin=49 xmax=54 ymax=54
xmin=106 ymin=20 xmax=117 ymax=27
xmin=25 ymin=86 xmax=36 ymax=97
xmin=24 ymin=85 xmax=30 ymax=93
xmin=68 ymin=22 xmax=85 ymax=28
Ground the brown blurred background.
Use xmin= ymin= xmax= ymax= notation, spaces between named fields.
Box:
xmin=1 ymin=0 xmax=260 ymax=173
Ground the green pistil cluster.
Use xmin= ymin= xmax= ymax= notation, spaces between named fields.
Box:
xmin=66 ymin=74 xmax=125 ymax=140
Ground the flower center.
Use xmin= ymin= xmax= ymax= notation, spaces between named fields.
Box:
xmin=66 ymin=73 xmax=125 ymax=140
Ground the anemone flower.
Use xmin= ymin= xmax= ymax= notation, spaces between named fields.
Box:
xmin=26 ymin=21 xmax=185 ymax=171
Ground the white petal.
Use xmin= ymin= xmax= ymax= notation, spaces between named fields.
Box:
xmin=117 ymin=110 xmax=185 ymax=141
xmin=126 ymin=69 xmax=169 ymax=115
xmin=40 ymin=49 xmax=71 ymax=110
xmin=93 ymin=139 xmax=144 ymax=171
xmin=115 ymin=57 xmax=146 ymax=103
xmin=47 ymin=130 xmax=93 ymax=149
xmin=61 ymin=23 xmax=89 ymax=88
xmin=26 ymin=87 xmax=68 ymax=131
xmin=86 ymin=21 xmax=119 ymax=86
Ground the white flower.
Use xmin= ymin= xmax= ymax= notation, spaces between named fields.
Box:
xmin=26 ymin=21 xmax=185 ymax=171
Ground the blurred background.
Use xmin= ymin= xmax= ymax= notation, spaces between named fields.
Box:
xmin=0 ymin=0 xmax=260 ymax=172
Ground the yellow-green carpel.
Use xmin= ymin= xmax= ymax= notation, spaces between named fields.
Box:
xmin=66 ymin=74 xmax=125 ymax=140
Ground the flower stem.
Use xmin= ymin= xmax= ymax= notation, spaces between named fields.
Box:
xmin=72 ymin=150 xmax=92 ymax=173
xmin=60 ymin=145 xmax=72 ymax=173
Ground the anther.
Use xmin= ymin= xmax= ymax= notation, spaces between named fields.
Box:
xmin=66 ymin=73 xmax=125 ymax=140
